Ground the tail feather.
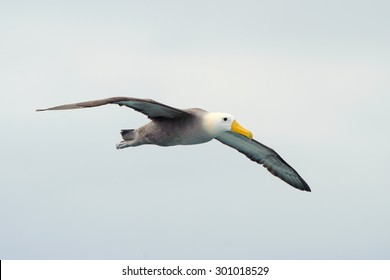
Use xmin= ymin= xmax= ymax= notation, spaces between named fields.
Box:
xmin=121 ymin=129 xmax=135 ymax=141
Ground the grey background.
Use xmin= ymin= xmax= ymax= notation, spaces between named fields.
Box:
xmin=1 ymin=0 xmax=389 ymax=259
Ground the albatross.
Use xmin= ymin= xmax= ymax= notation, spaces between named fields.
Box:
xmin=37 ymin=97 xmax=311 ymax=192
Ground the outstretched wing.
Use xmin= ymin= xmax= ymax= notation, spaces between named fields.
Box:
xmin=216 ymin=131 xmax=311 ymax=192
xmin=37 ymin=97 xmax=191 ymax=119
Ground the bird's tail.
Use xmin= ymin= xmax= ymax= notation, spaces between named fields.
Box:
xmin=121 ymin=129 xmax=135 ymax=141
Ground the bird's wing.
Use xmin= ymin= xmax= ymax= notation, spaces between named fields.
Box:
xmin=37 ymin=97 xmax=191 ymax=119
xmin=216 ymin=131 xmax=311 ymax=192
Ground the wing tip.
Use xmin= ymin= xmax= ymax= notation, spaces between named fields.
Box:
xmin=296 ymin=180 xmax=311 ymax=192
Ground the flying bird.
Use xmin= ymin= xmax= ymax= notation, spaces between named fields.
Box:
xmin=37 ymin=97 xmax=311 ymax=192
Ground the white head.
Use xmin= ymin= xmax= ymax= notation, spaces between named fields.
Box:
xmin=202 ymin=112 xmax=253 ymax=139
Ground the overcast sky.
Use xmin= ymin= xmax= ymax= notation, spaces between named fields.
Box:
xmin=1 ymin=0 xmax=389 ymax=259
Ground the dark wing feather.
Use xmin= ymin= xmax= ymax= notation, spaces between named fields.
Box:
xmin=216 ymin=131 xmax=311 ymax=192
xmin=37 ymin=97 xmax=191 ymax=119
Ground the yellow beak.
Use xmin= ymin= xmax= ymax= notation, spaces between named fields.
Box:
xmin=231 ymin=120 xmax=253 ymax=140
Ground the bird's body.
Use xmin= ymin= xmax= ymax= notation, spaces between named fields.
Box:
xmin=118 ymin=108 xmax=211 ymax=148
xmin=37 ymin=97 xmax=311 ymax=192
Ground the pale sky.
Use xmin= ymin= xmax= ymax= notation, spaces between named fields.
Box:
xmin=1 ymin=0 xmax=389 ymax=259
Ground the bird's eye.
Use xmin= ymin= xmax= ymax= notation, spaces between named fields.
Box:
xmin=223 ymin=117 xmax=228 ymax=121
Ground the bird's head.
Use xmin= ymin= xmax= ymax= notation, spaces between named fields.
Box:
xmin=203 ymin=112 xmax=253 ymax=139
